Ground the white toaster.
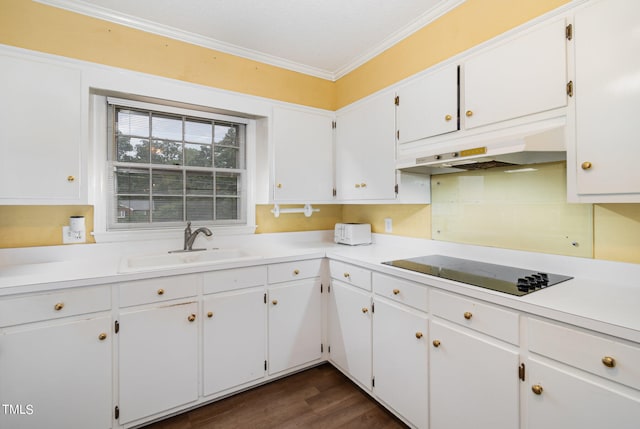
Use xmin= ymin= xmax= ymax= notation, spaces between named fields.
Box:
xmin=334 ymin=223 xmax=372 ymax=246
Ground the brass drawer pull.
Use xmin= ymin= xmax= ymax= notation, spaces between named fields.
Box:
xmin=98 ymin=333 xmax=107 ymax=341
xmin=445 ymin=114 xmax=452 ymax=121
xmin=293 ymin=269 xmax=300 ymax=276
xmin=67 ymin=175 xmax=75 ymax=182
xmin=432 ymin=339 xmax=441 ymax=348
xmin=157 ymin=288 xmax=165 ymax=295
xmin=343 ymin=272 xmax=350 ymax=278
xmin=415 ymin=332 xmax=423 ymax=339
xmin=187 ymin=314 xmax=196 ymax=322
xmin=602 ymin=356 xmax=616 ymax=368
xmin=361 ymin=307 xmax=369 ymax=314
xmin=54 ymin=302 xmax=64 ymax=311
xmin=466 ymin=110 xmax=474 ymax=117
xmin=392 ymin=289 xmax=400 ymax=295
xmin=272 ymin=300 xmax=278 ymax=305
xmin=463 ymin=311 xmax=473 ymax=320
xmin=207 ymin=312 xmax=214 ymax=318
xmin=531 ymin=384 xmax=544 ymax=395
xmin=581 ymin=161 xmax=593 ymax=170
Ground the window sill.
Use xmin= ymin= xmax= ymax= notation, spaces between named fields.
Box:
xmin=92 ymin=225 xmax=257 ymax=243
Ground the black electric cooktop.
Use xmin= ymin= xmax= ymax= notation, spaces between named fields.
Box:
xmin=382 ymin=255 xmax=572 ymax=296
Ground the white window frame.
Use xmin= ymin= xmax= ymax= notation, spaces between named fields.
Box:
xmin=91 ymin=94 xmax=257 ymax=243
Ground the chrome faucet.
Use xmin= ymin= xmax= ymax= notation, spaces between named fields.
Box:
xmin=183 ymin=221 xmax=213 ymax=251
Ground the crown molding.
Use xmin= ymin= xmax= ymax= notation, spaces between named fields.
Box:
xmin=35 ymin=0 xmax=465 ymax=81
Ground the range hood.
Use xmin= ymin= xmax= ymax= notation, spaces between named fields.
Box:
xmin=397 ymin=117 xmax=567 ymax=175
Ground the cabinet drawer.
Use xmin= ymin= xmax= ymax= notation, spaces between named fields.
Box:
xmin=268 ymin=259 xmax=323 ymax=284
xmin=372 ymin=272 xmax=428 ymax=312
xmin=430 ymin=289 xmax=519 ymax=344
xmin=529 ymin=318 xmax=640 ymax=391
xmin=119 ymin=274 xmax=199 ymax=307
xmin=203 ymin=265 xmax=266 ymax=294
xmin=0 ymin=286 xmax=111 ymax=327
xmin=329 ymin=260 xmax=371 ymax=291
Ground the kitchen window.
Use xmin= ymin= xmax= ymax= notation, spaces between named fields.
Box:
xmin=107 ymin=98 xmax=248 ymax=230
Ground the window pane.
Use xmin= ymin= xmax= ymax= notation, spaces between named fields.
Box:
xmin=186 ymin=197 xmax=213 ymax=220
xmin=152 ymin=139 xmax=183 ymax=165
xmin=152 ymin=196 xmax=183 ymax=222
xmin=152 ymin=170 xmax=183 ymax=195
xmin=214 ymin=123 xmax=239 ymax=146
xmin=185 ymin=143 xmax=212 ymax=167
xmin=117 ymin=136 xmax=150 ymax=163
xmin=152 ymin=115 xmax=182 ymax=140
xmin=117 ymin=196 xmax=150 ymax=223
xmin=216 ymin=197 xmax=239 ymax=220
xmin=117 ymin=109 xmax=149 ymax=137
xmin=214 ymin=146 xmax=239 ymax=169
xmin=185 ymin=119 xmax=212 ymax=144
xmin=116 ymin=168 xmax=150 ymax=194
xmin=186 ymin=172 xmax=213 ymax=195
xmin=216 ymin=172 xmax=240 ymax=196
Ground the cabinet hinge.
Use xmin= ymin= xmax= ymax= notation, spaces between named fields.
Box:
xmin=394 ymin=184 xmax=399 ymax=195
xmin=114 ymin=320 xmax=119 ymax=334
xmin=519 ymin=363 xmax=526 ymax=382
xmin=114 ymin=405 xmax=120 ymax=420
xmin=333 ymin=188 xmax=337 ymax=197
xmin=321 ymin=343 xmax=324 ymax=353
xmin=328 ymin=284 xmax=331 ymax=293
xmin=565 ymin=23 xmax=573 ymax=41
xmin=328 ymin=345 xmax=331 ymax=353
xmin=371 ymin=302 xmax=375 ymax=313
xmin=372 ymin=377 xmax=375 ymax=388
xmin=566 ymin=80 xmax=574 ymax=97
xmin=264 ymin=360 xmax=267 ymax=371
xmin=394 ymin=95 xmax=399 ymax=106
xmin=321 ymin=283 xmax=323 ymax=293
xmin=264 ymin=293 xmax=267 ymax=304
xmin=332 ymin=121 xmax=337 ymax=129
xmin=396 ymin=130 xmax=400 ymax=141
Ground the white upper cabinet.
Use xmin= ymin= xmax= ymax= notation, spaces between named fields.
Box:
xmin=0 ymin=54 xmax=84 ymax=204
xmin=396 ymin=64 xmax=459 ymax=144
xmin=272 ymin=105 xmax=335 ymax=202
xmin=570 ymin=0 xmax=640 ymax=201
xmin=335 ymin=90 xmax=397 ymax=201
xmin=463 ymin=18 xmax=568 ymax=129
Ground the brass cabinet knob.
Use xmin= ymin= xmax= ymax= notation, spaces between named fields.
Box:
xmin=187 ymin=314 xmax=196 ymax=322
xmin=67 ymin=175 xmax=75 ymax=182
xmin=415 ymin=332 xmax=423 ymax=339
xmin=531 ymin=384 xmax=544 ymax=395
xmin=602 ymin=356 xmax=616 ymax=368
xmin=361 ymin=307 xmax=369 ymax=313
xmin=343 ymin=272 xmax=350 ymax=278
xmin=54 ymin=302 xmax=64 ymax=311
xmin=293 ymin=269 xmax=300 ymax=276
xmin=581 ymin=161 xmax=593 ymax=170
xmin=355 ymin=183 xmax=361 ymax=188
xmin=272 ymin=299 xmax=278 ymax=305
xmin=277 ymin=183 xmax=282 ymax=188
xmin=463 ymin=311 xmax=473 ymax=320
xmin=432 ymin=339 xmax=441 ymax=348
xmin=98 ymin=333 xmax=107 ymax=341
xmin=207 ymin=312 xmax=214 ymax=318
xmin=360 ymin=183 xmax=367 ymax=188
xmin=445 ymin=114 xmax=453 ymax=121
xmin=392 ymin=288 xmax=400 ymax=295
xmin=157 ymin=288 xmax=165 ymax=295
xmin=466 ymin=110 xmax=474 ymax=117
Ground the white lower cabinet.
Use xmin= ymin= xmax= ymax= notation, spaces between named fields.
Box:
xmin=0 ymin=316 xmax=112 ymax=429
xmin=327 ymin=280 xmax=372 ymax=390
xmin=118 ymin=301 xmax=199 ymax=424
xmin=372 ymin=298 xmax=429 ymax=429
xmin=203 ymin=288 xmax=266 ymax=396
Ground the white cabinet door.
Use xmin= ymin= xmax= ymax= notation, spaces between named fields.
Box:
xmin=272 ymin=106 xmax=334 ymax=202
xmin=0 ymin=317 xmax=112 ymax=429
xmin=464 ymin=18 xmax=567 ymax=129
xmin=335 ymin=91 xmax=396 ymax=200
xmin=373 ymin=298 xmax=428 ymax=429
xmin=429 ymin=320 xmax=519 ymax=429
xmin=0 ymin=54 xmax=82 ymax=203
xmin=527 ymin=358 xmax=640 ymax=429
xmin=396 ymin=64 xmax=459 ymax=144
xmin=327 ymin=280 xmax=372 ymax=389
xmin=203 ymin=288 xmax=266 ymax=396
xmin=573 ymin=0 xmax=640 ymax=197
xmin=268 ymin=278 xmax=322 ymax=374
xmin=118 ymin=302 xmax=198 ymax=424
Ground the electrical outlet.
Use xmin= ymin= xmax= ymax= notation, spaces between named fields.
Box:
xmin=62 ymin=226 xmax=86 ymax=244
xmin=384 ymin=218 xmax=392 ymax=233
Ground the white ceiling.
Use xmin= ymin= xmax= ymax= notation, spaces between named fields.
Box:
xmin=37 ymin=0 xmax=465 ymax=80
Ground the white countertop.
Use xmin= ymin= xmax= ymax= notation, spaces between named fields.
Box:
xmin=1 ymin=231 xmax=639 ymax=342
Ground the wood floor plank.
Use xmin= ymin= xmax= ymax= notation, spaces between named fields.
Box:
xmin=141 ymin=364 xmax=408 ymax=429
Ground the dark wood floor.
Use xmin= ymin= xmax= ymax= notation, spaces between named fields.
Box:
xmin=142 ymin=364 xmax=408 ymax=429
